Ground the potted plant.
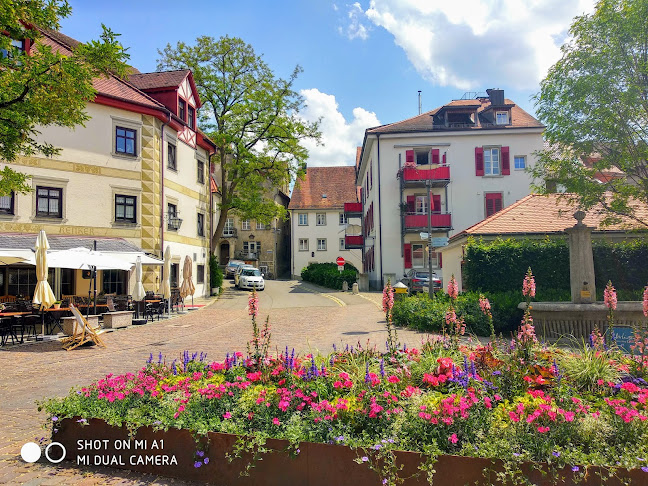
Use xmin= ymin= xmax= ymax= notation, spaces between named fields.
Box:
xmin=53 ymin=301 xmax=61 ymax=309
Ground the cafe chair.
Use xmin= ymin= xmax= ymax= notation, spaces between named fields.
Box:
xmin=61 ymin=304 xmax=107 ymax=351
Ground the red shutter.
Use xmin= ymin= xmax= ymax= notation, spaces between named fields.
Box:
xmin=432 ymin=195 xmax=441 ymax=214
xmin=406 ymin=150 xmax=414 ymax=163
xmin=404 ymin=243 xmax=412 ymax=269
xmin=431 ymin=148 xmax=440 ymax=165
xmin=475 ymin=147 xmax=484 ymax=176
xmin=501 ymin=146 xmax=510 ymax=175
xmin=406 ymin=195 xmax=415 ymax=213
xmin=442 ymin=153 xmax=446 ymax=165
xmin=485 ymin=193 xmax=503 ymax=217
xmin=439 ymin=252 xmax=443 ymax=268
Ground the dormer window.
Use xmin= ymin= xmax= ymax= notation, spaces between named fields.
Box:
xmin=178 ymin=99 xmax=186 ymax=122
xmin=188 ymin=106 xmax=195 ymax=129
xmin=495 ymin=111 xmax=509 ymax=125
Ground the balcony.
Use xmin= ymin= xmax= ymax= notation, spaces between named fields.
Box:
xmin=404 ymin=213 xmax=452 ymax=231
xmin=167 ymin=216 xmax=183 ymax=231
xmin=236 ymin=251 xmax=259 ymax=261
xmin=344 ymin=235 xmax=363 ymax=249
xmin=400 ymin=166 xmax=450 ymax=187
xmin=222 ymin=228 xmax=238 ymax=238
xmin=343 ymin=202 xmax=363 ymax=216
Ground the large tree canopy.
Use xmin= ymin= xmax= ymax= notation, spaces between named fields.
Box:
xmin=0 ymin=0 xmax=129 ymax=194
xmin=532 ymin=0 xmax=648 ymax=228
xmin=157 ymin=36 xmax=320 ymax=247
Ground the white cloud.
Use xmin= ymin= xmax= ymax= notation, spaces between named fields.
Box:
xmin=346 ymin=0 xmax=596 ymax=89
xmin=338 ymin=2 xmax=371 ymax=40
xmin=299 ymin=88 xmax=380 ymax=167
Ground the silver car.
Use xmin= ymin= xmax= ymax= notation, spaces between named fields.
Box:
xmin=225 ymin=260 xmax=245 ymax=278
xmin=238 ymin=267 xmax=265 ymax=291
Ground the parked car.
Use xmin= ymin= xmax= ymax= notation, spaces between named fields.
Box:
xmin=401 ymin=269 xmax=442 ymax=294
xmin=238 ymin=267 xmax=265 ymax=291
xmin=234 ymin=264 xmax=256 ymax=288
xmin=225 ymin=260 xmax=245 ymax=278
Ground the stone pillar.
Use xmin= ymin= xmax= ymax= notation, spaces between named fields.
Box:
xmin=358 ymin=273 xmax=369 ymax=292
xmin=565 ymin=211 xmax=596 ymax=304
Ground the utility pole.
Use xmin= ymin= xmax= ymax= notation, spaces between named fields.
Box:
xmin=426 ymin=180 xmax=435 ymax=299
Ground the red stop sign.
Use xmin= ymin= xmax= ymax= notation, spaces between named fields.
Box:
xmin=336 ymin=257 xmax=345 ymax=266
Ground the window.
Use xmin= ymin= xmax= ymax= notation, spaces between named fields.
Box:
xmin=188 ymin=106 xmax=195 ymax=129
xmin=514 ymin=156 xmax=526 ymax=170
xmin=8 ymin=267 xmax=37 ymax=297
xmin=223 ymin=218 xmax=235 ymax=236
xmin=416 ymin=150 xmax=429 ymax=166
xmin=243 ymin=241 xmax=260 ymax=255
xmin=298 ymin=213 xmax=308 ymax=226
xmin=115 ymin=126 xmax=137 ymax=156
xmin=102 ymin=270 xmax=125 ymax=295
xmin=415 ymin=196 xmax=427 ymax=215
xmin=115 ymin=195 xmax=136 ymax=223
xmin=339 ymin=213 xmax=347 ymax=225
xmin=170 ymin=263 xmax=179 ymax=288
xmin=167 ymin=203 xmax=179 ymax=230
xmin=0 ymin=192 xmax=14 ymax=215
xmin=317 ymin=238 xmax=327 ymax=251
xmin=61 ymin=268 xmax=74 ymax=296
xmin=483 ymin=148 xmax=500 ymax=176
xmin=485 ymin=192 xmax=503 ymax=217
xmin=178 ymin=99 xmax=186 ymax=122
xmin=495 ymin=111 xmax=509 ymax=125
xmin=167 ymin=143 xmax=176 ymax=170
xmin=316 ymin=213 xmax=326 ymax=226
xmin=339 ymin=238 xmax=347 ymax=250
xmin=256 ymin=221 xmax=265 ymax=230
xmin=36 ymin=186 xmax=62 ymax=218
xmin=412 ymin=243 xmax=425 ymax=267
xmin=197 ymin=264 xmax=205 ymax=284
xmin=299 ymin=238 xmax=309 ymax=251
xmin=197 ymin=212 xmax=205 ymax=237
xmin=241 ymin=219 xmax=251 ymax=230
xmin=0 ymin=38 xmax=25 ymax=58
xmin=197 ymin=160 xmax=205 ymax=183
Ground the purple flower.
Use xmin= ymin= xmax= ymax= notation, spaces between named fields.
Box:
xmin=295 ymin=449 xmax=300 ymax=455
xmin=373 ymin=444 xmax=381 ymax=450
xmin=552 ymin=451 xmax=560 ymax=457
xmin=197 ymin=450 xmax=204 ymax=457
xmin=641 ymin=466 xmax=648 ymax=473
xmin=361 ymin=456 xmax=369 ymax=462
xmin=203 ymin=457 xmax=209 ymax=465
xmin=194 ymin=461 xmax=202 ymax=468
xmin=51 ymin=416 xmax=58 ymax=422
xmin=513 ymin=453 xmax=520 ymax=457
xmin=572 ymin=466 xmax=579 ymax=472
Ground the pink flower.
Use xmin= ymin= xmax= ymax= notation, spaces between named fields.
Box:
xmin=387 ymin=375 xmax=400 ymax=384
xmin=382 ymin=281 xmax=395 ymax=313
xmin=223 ymin=411 xmax=232 ymax=419
xmin=537 ymin=426 xmax=550 ymax=433
xmin=272 ymin=417 xmax=280 ymax=426
xmin=248 ymin=291 xmax=259 ymax=317
xmin=448 ymin=433 xmax=458 ymax=444
xmin=517 ymin=321 xmax=537 ymax=344
xmin=447 ymin=275 xmax=458 ymax=300
xmin=522 ymin=268 xmax=536 ymax=298
xmin=479 ymin=294 xmax=491 ymax=315
xmin=604 ymin=281 xmax=617 ymax=310
xmin=643 ymin=286 xmax=648 ymax=317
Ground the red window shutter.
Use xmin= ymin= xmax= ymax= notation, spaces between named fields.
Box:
xmin=404 ymin=243 xmax=412 ymax=269
xmin=485 ymin=193 xmax=503 ymax=217
xmin=442 ymin=153 xmax=446 ymax=165
xmin=475 ymin=147 xmax=484 ymax=176
xmin=495 ymin=194 xmax=503 ymax=213
xmin=406 ymin=195 xmax=415 ymax=213
xmin=432 ymin=195 xmax=441 ymax=213
xmin=439 ymin=252 xmax=443 ymax=268
xmin=431 ymin=148 xmax=440 ymax=165
xmin=406 ymin=150 xmax=414 ymax=163
xmin=501 ymin=146 xmax=510 ymax=175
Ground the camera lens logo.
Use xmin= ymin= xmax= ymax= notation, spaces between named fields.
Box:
xmin=21 ymin=442 xmax=66 ymax=464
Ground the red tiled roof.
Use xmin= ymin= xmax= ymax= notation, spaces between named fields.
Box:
xmin=368 ymin=97 xmax=543 ymax=134
xmin=128 ymin=70 xmax=190 ymax=90
xmin=450 ymin=193 xmax=648 ymax=242
xmin=289 ymin=166 xmax=358 ymax=210
xmin=355 ymin=146 xmax=362 ymax=169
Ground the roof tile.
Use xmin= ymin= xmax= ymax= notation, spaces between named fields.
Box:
xmin=128 ymin=70 xmax=191 ymax=90
xmin=289 ymin=166 xmax=358 ymax=210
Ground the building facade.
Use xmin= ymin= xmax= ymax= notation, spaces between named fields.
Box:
xmin=347 ymin=89 xmax=545 ymax=289
xmin=0 ymin=30 xmax=216 ymax=298
xmin=289 ymin=166 xmax=362 ymax=278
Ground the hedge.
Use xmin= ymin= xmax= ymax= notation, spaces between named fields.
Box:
xmin=301 ymin=262 xmax=358 ymax=290
xmin=463 ymin=237 xmax=648 ymax=294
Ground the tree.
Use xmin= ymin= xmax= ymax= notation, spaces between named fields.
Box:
xmin=0 ymin=0 xmax=129 ymax=195
xmin=532 ymin=0 xmax=648 ymax=228
xmin=157 ymin=36 xmax=320 ymax=248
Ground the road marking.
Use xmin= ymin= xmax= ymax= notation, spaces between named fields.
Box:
xmin=356 ymin=293 xmax=383 ymax=310
xmin=299 ymin=286 xmax=346 ymax=307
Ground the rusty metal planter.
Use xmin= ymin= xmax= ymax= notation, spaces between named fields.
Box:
xmin=54 ymin=418 xmax=645 ymax=485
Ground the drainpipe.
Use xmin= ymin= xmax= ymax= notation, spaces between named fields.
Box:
xmin=376 ymin=133 xmax=384 ymax=288
xmin=159 ymin=113 xmax=169 ymax=260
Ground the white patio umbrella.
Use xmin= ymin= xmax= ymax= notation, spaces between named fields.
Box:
xmin=132 ymin=256 xmax=146 ymax=319
xmin=179 ymin=255 xmax=195 ymax=309
xmin=160 ymin=246 xmax=171 ymax=315
xmin=32 ymin=230 xmax=56 ymax=339
xmin=43 ymin=247 xmax=133 ymax=271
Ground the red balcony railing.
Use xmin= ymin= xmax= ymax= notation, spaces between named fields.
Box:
xmin=401 ymin=166 xmax=450 ymax=182
xmin=344 ymin=235 xmax=364 ymax=248
xmin=404 ymin=213 xmax=452 ymax=229
xmin=343 ymin=202 xmax=363 ymax=214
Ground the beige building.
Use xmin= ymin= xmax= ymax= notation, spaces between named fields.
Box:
xmin=0 ymin=30 xmax=216 ymax=298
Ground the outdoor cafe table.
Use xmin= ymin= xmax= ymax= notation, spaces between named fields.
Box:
xmin=0 ymin=312 xmax=30 ymax=345
xmin=43 ymin=307 xmax=71 ymax=334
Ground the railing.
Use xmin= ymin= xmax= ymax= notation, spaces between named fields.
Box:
xmin=222 ymin=228 xmax=238 ymax=238
xmin=344 ymin=235 xmax=363 ymax=248
xmin=235 ymin=251 xmax=259 ymax=260
xmin=404 ymin=213 xmax=452 ymax=229
xmin=343 ymin=202 xmax=363 ymax=214
xmin=401 ymin=166 xmax=450 ymax=182
xmin=167 ymin=217 xmax=183 ymax=231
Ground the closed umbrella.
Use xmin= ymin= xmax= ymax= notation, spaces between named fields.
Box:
xmin=179 ymin=255 xmax=195 ymax=309
xmin=160 ymin=246 xmax=171 ymax=315
xmin=132 ymin=256 xmax=146 ymax=318
xmin=32 ymin=230 xmax=56 ymax=339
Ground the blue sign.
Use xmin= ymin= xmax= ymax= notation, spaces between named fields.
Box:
xmin=612 ymin=327 xmax=634 ymax=353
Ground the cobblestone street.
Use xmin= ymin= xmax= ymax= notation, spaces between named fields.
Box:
xmin=0 ymin=281 xmax=428 ymax=485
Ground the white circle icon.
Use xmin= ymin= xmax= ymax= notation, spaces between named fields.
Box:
xmin=21 ymin=442 xmax=42 ymax=463
xmin=45 ymin=442 xmax=66 ymax=464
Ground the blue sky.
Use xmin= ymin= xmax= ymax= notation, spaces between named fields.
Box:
xmin=61 ymin=0 xmax=595 ymax=167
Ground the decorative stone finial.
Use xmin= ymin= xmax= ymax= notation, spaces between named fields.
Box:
xmin=573 ymin=210 xmax=586 ymax=226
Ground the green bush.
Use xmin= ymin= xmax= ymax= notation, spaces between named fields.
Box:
xmin=301 ymin=262 xmax=358 ymax=290
xmin=209 ymin=254 xmax=223 ymax=291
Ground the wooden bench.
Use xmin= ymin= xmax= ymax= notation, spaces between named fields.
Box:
xmin=101 ymin=311 xmax=133 ymax=329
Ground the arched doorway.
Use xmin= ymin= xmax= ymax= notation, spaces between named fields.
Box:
xmin=219 ymin=241 xmax=230 ymax=265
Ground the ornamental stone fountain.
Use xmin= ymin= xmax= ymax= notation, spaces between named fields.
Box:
xmin=520 ymin=211 xmax=645 ymax=341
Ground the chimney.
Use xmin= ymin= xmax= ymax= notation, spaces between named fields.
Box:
xmin=418 ymin=90 xmax=422 ymax=115
xmin=486 ymin=88 xmax=504 ymax=106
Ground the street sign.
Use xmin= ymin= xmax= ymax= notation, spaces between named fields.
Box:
xmin=431 ymin=237 xmax=449 ymax=247
xmin=336 ymin=257 xmax=345 ymax=266
xmin=419 ymin=232 xmax=429 ymax=240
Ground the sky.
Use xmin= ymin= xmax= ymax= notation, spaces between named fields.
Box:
xmin=60 ymin=0 xmax=596 ymax=167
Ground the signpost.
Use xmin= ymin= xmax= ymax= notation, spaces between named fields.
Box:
xmin=336 ymin=256 xmax=345 ymax=273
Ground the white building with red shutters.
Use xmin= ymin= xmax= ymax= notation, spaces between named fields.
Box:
xmin=343 ymin=89 xmax=545 ymax=290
